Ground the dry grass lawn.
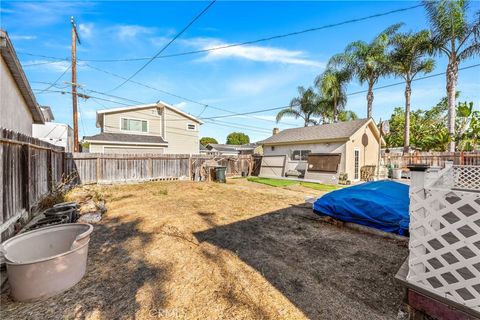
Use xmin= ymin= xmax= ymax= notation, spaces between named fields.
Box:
xmin=1 ymin=178 xmax=408 ymax=320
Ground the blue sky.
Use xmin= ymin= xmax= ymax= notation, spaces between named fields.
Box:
xmin=1 ymin=1 xmax=479 ymax=143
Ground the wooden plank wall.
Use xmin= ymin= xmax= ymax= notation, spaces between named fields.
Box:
xmin=0 ymin=128 xmax=64 ymax=241
xmin=65 ymin=153 xmax=254 ymax=184
xmin=383 ymin=151 xmax=480 ymax=168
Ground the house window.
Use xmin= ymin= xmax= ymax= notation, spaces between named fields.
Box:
xmin=121 ymin=118 xmax=148 ymax=133
xmin=271 ymin=146 xmax=275 ymax=151
xmin=291 ymin=150 xmax=311 ymax=161
xmin=354 ymin=149 xmax=360 ymax=180
xmin=187 ymin=123 xmax=196 ymax=131
xmin=307 ymin=153 xmax=341 ymax=172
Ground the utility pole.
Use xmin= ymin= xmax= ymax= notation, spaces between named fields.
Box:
xmin=71 ymin=16 xmax=81 ymax=152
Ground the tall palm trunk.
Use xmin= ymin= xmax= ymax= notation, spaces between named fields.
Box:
xmin=446 ymin=58 xmax=458 ymax=152
xmin=333 ymin=96 xmax=338 ymax=123
xmin=403 ymin=79 xmax=412 ymax=154
xmin=366 ymin=82 xmax=374 ymax=119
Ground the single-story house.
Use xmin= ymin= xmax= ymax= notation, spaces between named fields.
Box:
xmin=259 ymin=119 xmax=382 ymax=184
xmin=205 ymin=143 xmax=258 ymax=156
xmin=32 ymin=107 xmax=74 ymax=152
xmin=83 ymin=101 xmax=203 ymax=154
xmin=0 ymin=29 xmax=44 ymax=135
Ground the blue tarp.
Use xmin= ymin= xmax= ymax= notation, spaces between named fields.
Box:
xmin=313 ymin=181 xmax=409 ymax=235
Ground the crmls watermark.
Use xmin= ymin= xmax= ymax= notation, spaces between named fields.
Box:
xmin=148 ymin=308 xmax=186 ymax=319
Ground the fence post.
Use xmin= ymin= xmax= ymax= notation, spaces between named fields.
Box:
xmin=188 ymin=155 xmax=192 ymax=180
xmin=96 ymin=157 xmax=101 ymax=183
xmin=47 ymin=149 xmax=52 ymax=192
xmin=148 ymin=157 xmax=153 ymax=179
xmin=21 ymin=144 xmax=31 ymax=213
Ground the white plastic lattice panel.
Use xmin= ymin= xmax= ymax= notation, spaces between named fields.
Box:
xmin=407 ymin=187 xmax=480 ymax=311
xmin=453 ymin=165 xmax=480 ymax=191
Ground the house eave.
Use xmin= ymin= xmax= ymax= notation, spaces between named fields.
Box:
xmin=84 ymin=139 xmax=168 ymax=147
xmin=0 ymin=30 xmax=44 ymax=124
xmin=262 ymin=137 xmax=349 ymax=146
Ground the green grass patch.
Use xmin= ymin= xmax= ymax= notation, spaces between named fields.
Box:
xmin=299 ymin=182 xmax=340 ymax=192
xmin=247 ymin=177 xmax=299 ymax=187
xmin=247 ymin=177 xmax=339 ymax=191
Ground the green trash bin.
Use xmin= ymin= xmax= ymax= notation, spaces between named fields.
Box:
xmin=215 ymin=166 xmax=227 ymax=183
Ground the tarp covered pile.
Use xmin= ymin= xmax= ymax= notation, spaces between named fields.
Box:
xmin=313 ymin=181 xmax=409 ymax=235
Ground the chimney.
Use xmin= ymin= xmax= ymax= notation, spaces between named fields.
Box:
xmin=272 ymin=128 xmax=280 ymax=135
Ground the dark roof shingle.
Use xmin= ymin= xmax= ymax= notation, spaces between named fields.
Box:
xmin=84 ymin=132 xmax=167 ymax=144
xmin=259 ymin=119 xmax=371 ymax=145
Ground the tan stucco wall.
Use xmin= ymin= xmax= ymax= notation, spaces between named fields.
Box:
xmin=263 ymin=141 xmax=347 ymax=184
xmin=102 ymin=107 xmax=163 ymax=136
xmin=164 ymin=107 xmax=199 ymax=154
xmin=89 ymin=143 xmax=165 ymax=154
xmin=344 ymin=122 xmax=381 ymax=181
xmin=0 ymin=56 xmax=34 ymax=135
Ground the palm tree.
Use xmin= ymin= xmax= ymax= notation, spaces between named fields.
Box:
xmin=389 ymin=30 xmax=435 ymax=153
xmin=424 ymin=0 xmax=480 ymax=151
xmin=276 ymin=86 xmax=323 ymax=126
xmin=315 ymin=68 xmax=349 ymax=123
xmin=338 ymin=110 xmax=359 ymax=122
xmin=330 ymin=24 xmax=402 ymax=118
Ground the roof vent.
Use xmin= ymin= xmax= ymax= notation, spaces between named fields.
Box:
xmin=272 ymin=128 xmax=280 ymax=135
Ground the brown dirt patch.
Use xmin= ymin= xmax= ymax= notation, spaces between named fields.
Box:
xmin=1 ymin=179 xmax=408 ymax=319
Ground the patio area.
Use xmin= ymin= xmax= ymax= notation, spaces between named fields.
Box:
xmin=1 ymin=179 xmax=409 ymax=319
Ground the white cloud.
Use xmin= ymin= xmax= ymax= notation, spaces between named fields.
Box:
xmin=174 ymin=102 xmax=188 ymax=109
xmin=116 ymin=25 xmax=156 ymax=40
xmin=79 ymin=23 xmax=94 ymax=39
xmin=184 ymin=38 xmax=323 ymax=67
xmin=9 ymin=35 xmax=37 ymax=41
xmin=22 ymin=60 xmax=87 ymax=73
xmin=79 ymin=109 xmax=97 ymax=119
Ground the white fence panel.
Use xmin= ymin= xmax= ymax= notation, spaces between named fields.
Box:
xmin=407 ymin=165 xmax=480 ymax=312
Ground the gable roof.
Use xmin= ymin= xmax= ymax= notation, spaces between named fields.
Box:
xmin=207 ymin=143 xmax=257 ymax=152
xmin=83 ymin=132 xmax=167 ymax=145
xmin=259 ymin=119 xmax=373 ymax=145
xmin=95 ymin=101 xmax=203 ymax=127
xmin=0 ymin=30 xmax=44 ymax=124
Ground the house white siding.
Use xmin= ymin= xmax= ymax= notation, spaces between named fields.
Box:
xmin=163 ymin=107 xmax=199 ymax=154
xmin=0 ymin=56 xmax=34 ymax=135
xmin=103 ymin=107 xmax=163 ymax=136
xmin=32 ymin=123 xmax=73 ymax=152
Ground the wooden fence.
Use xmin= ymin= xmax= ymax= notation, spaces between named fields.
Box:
xmin=65 ymin=153 xmax=254 ymax=184
xmin=383 ymin=152 xmax=480 ymax=168
xmin=1 ymin=128 xmax=64 ymax=241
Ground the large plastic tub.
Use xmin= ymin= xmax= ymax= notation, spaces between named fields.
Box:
xmin=0 ymin=223 xmax=93 ymax=301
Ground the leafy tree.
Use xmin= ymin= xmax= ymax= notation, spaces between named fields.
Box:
xmin=276 ymin=86 xmax=325 ymax=126
xmin=456 ymin=101 xmax=480 ymax=150
xmin=337 ymin=110 xmax=359 ymax=122
xmin=424 ymin=0 xmax=480 ymax=151
xmin=315 ymin=67 xmax=349 ymax=122
xmin=226 ymin=132 xmax=250 ymax=145
xmin=389 ymin=29 xmax=435 ymax=152
xmin=330 ymin=24 xmax=401 ymax=118
xmin=200 ymin=137 xmax=218 ymax=146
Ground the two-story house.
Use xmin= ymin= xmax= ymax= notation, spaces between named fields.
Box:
xmin=83 ymin=101 xmax=203 ymax=154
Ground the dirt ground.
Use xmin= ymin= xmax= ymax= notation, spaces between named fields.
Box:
xmin=1 ymin=178 xmax=409 ymax=320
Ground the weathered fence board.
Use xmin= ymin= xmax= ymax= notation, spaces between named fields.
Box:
xmin=65 ymin=153 xmax=253 ymax=184
xmin=383 ymin=152 xmax=480 ymax=168
xmin=0 ymin=128 xmax=64 ymax=241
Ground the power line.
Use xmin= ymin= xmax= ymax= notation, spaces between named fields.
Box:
xmin=37 ymin=64 xmax=71 ymax=94
xmin=23 ymin=60 xmax=67 ymax=67
xmin=83 ymin=63 xmax=299 ymax=126
xmin=109 ymin=0 xmax=216 ymax=91
xmin=347 ymin=63 xmax=480 ymax=96
xmin=16 ymin=3 xmax=422 ymax=63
